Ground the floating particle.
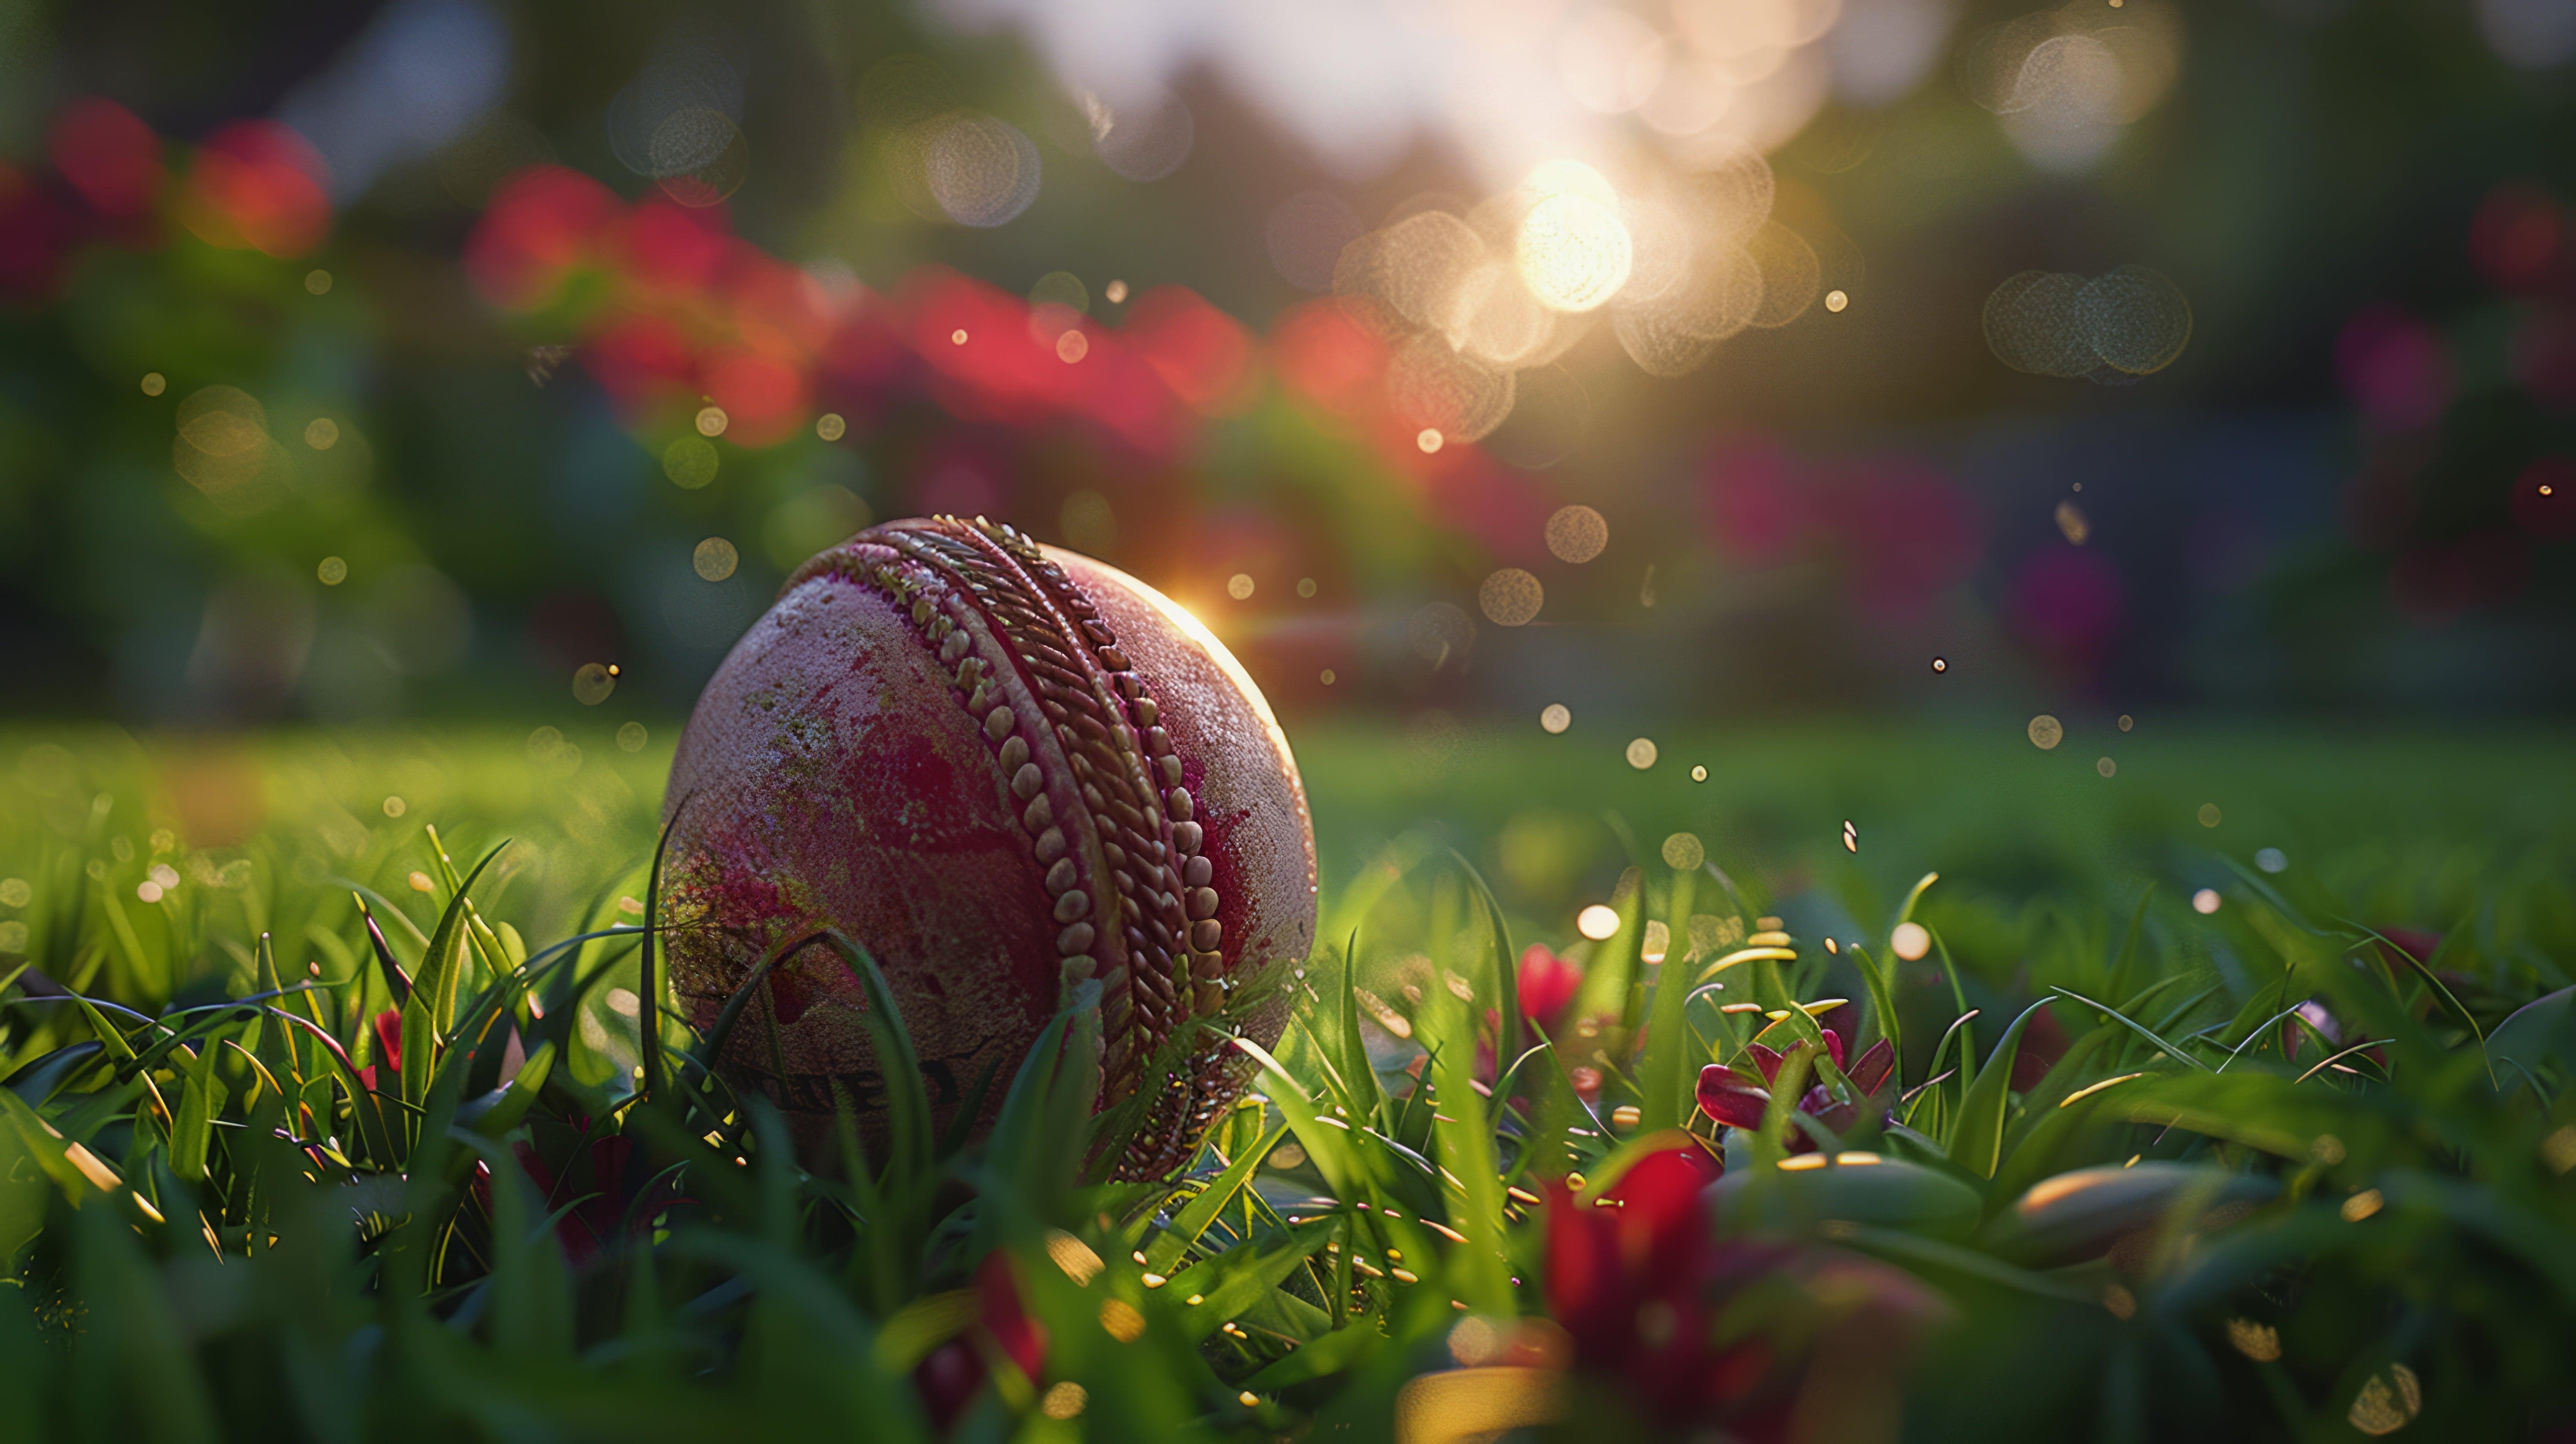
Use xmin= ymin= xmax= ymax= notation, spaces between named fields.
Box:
xmin=1932 ymin=657 xmax=1948 ymax=673
xmin=1540 ymin=703 xmax=1571 ymax=733
xmin=693 ymin=537 xmax=739 ymax=581
xmin=1226 ymin=573 xmax=1255 ymax=601
xmin=136 ymin=880 xmax=164 ymax=904
xmin=2028 ymin=714 xmax=2064 ymax=749
xmin=382 ymin=795 xmax=407 ymax=818
xmin=1825 ymin=289 xmax=1849 ymax=313
xmin=304 ymin=417 xmax=340 ymax=450
xmin=2192 ymin=888 xmax=2221 ymax=915
xmin=816 ymin=413 xmax=846 ymax=441
xmin=2056 ymin=499 xmax=2090 ymax=544
xmin=951 ymin=328 xmax=969 ymax=345
xmin=573 ymin=663 xmax=616 ymax=705
xmin=1577 ymin=904 xmax=1621 ymax=940
xmin=1297 ymin=577 xmax=1317 ymax=598
xmin=1842 ymin=820 xmax=1859 ymax=852
xmin=2347 ymin=1366 xmax=2420 ymax=1437
xmin=141 ymin=372 xmax=167 ymax=396
xmin=2341 ymin=1189 xmax=2383 ymax=1223
xmin=1546 ymin=505 xmax=1610 ymax=562
xmin=1057 ymin=329 xmax=1089 ymax=363
xmin=1042 ymin=1383 xmax=1088 ymax=1420
xmin=2118 ymin=713 xmax=2133 ymax=731
xmin=317 ymin=556 xmax=348 ymax=585
xmin=1105 ymin=279 xmax=1129 ymax=304
xmin=1690 ymin=764 xmax=1707 ymax=782
xmin=2198 ymin=803 xmax=2222 ymax=827
xmin=695 ymin=405 xmax=729 ymax=437
xmin=1625 ymin=737 xmax=1658 ymax=769
xmin=1638 ymin=564 xmax=1656 ymax=608
xmin=1823 ymin=937 xmax=1838 ymax=954
xmin=2255 ymin=847 xmax=2286 ymax=873
xmin=2224 ymin=1319 xmax=2280 ymax=1361
xmin=0 ymin=879 xmax=29 ymax=908
xmin=617 ymin=721 xmax=650 ymax=752
xmin=2097 ymin=757 xmax=2117 ymax=777
xmin=1890 ymin=921 xmax=1931 ymax=961
xmin=1319 ymin=668 xmax=1336 ymax=685
xmin=1418 ymin=429 xmax=1444 ymax=453
xmin=1661 ymin=832 xmax=1704 ymax=870
xmin=1098 ymin=1298 xmax=1145 ymax=1341
xmin=1478 ymin=568 xmax=1543 ymax=626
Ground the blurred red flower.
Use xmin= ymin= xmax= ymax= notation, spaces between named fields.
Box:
xmin=1517 ymin=943 xmax=1582 ymax=1034
xmin=915 ymin=1252 xmax=1049 ymax=1432
xmin=181 ymin=120 xmax=330 ymax=258
xmin=1544 ymin=1141 xmax=1944 ymax=1436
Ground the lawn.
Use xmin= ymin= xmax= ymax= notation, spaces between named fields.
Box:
xmin=0 ymin=721 xmax=2571 ymax=1441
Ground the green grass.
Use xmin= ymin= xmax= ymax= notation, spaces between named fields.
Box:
xmin=0 ymin=722 xmax=2573 ymax=1441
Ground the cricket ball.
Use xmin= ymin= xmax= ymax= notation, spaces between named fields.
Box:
xmin=660 ymin=516 xmax=1315 ymax=1178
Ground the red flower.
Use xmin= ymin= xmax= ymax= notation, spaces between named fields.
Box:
xmin=1544 ymin=1141 xmax=1946 ymax=1434
xmin=357 ymin=1006 xmax=403 ymax=1092
xmin=1694 ymin=1025 xmax=1895 ymax=1152
xmin=915 ymin=1252 xmax=1049 ymax=1432
xmin=1518 ymin=943 xmax=1581 ymax=1033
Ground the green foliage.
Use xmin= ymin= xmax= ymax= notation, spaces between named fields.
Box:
xmin=0 ymin=727 xmax=2572 ymax=1440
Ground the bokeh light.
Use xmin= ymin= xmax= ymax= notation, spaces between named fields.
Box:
xmin=1577 ymin=904 xmax=1621 ymax=940
xmin=2028 ymin=714 xmax=2064 ymax=749
xmin=693 ymin=538 xmax=740 ymax=581
xmin=1479 ymin=568 xmax=1544 ymax=626
xmin=1540 ymin=702 xmax=1571 ymax=733
xmin=1545 ymin=505 xmax=1610 ymax=562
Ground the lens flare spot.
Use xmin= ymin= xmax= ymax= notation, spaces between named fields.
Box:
xmin=1518 ymin=189 xmax=1634 ymax=313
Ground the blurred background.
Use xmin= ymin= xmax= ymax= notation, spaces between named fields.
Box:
xmin=1 ymin=0 xmax=2572 ymax=744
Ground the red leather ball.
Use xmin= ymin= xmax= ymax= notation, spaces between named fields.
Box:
xmin=661 ymin=517 xmax=1315 ymax=1177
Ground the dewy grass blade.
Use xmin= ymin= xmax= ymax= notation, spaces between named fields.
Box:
xmin=639 ymin=793 xmax=692 ymax=1104
xmin=2050 ymin=986 xmax=2212 ymax=1072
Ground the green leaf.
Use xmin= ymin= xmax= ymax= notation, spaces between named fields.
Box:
xmin=1949 ymin=998 xmax=2053 ymax=1178
xmin=1145 ymin=1121 xmax=1283 ymax=1273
